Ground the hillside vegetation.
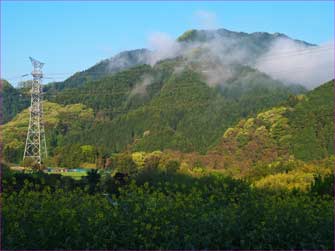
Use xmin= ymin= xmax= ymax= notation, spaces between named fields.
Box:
xmin=213 ymin=80 xmax=333 ymax=162
xmin=1 ymin=27 xmax=333 ymax=250
xmin=1 ymin=102 xmax=94 ymax=165
xmin=41 ymin=60 xmax=305 ymax=155
xmin=1 ymin=80 xmax=30 ymax=124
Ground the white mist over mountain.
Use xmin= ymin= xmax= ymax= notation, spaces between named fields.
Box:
xmin=147 ymin=30 xmax=333 ymax=89
xmin=147 ymin=32 xmax=182 ymax=66
xmin=255 ymin=38 xmax=334 ymax=89
xmin=144 ymin=10 xmax=334 ymax=89
xmin=130 ymin=74 xmax=154 ymax=96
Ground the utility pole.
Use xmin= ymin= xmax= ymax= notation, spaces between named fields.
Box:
xmin=23 ymin=57 xmax=47 ymax=168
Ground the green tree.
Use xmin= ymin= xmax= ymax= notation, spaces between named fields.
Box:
xmin=85 ymin=169 xmax=101 ymax=194
xmin=116 ymin=153 xmax=137 ymax=175
xmin=165 ymin=159 xmax=180 ymax=174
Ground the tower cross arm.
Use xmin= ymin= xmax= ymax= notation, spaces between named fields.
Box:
xmin=29 ymin=57 xmax=45 ymax=69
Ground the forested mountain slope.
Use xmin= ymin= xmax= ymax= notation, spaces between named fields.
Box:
xmin=50 ymin=59 xmax=303 ymax=154
xmin=289 ymin=80 xmax=334 ymax=160
xmin=1 ymin=102 xmax=94 ymax=164
xmin=2 ymin=69 xmax=308 ymax=166
xmin=212 ymin=80 xmax=334 ymax=168
xmin=1 ymin=80 xmax=30 ymax=124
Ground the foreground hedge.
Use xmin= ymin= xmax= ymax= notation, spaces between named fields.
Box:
xmin=2 ymin=176 xmax=333 ymax=250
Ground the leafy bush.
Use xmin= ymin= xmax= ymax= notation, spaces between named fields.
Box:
xmin=311 ymin=174 xmax=334 ymax=197
xmin=2 ymin=173 xmax=333 ymax=250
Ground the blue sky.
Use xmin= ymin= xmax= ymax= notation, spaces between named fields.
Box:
xmin=1 ymin=1 xmax=334 ymax=85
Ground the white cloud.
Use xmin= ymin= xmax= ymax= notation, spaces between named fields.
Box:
xmin=147 ymin=32 xmax=182 ymax=65
xmin=130 ymin=74 xmax=154 ymax=96
xmin=255 ymin=38 xmax=334 ymax=89
xmin=145 ymin=17 xmax=333 ymax=89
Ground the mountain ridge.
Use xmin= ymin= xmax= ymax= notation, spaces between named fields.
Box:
xmin=45 ymin=27 xmax=315 ymax=92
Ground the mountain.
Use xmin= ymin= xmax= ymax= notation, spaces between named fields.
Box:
xmin=178 ymin=28 xmax=314 ymax=47
xmin=3 ymin=27 xmax=302 ymax=128
xmin=1 ymin=80 xmax=30 ymax=124
xmin=177 ymin=28 xmax=315 ymax=65
xmin=4 ymin=27 xmax=326 ymax=169
xmin=211 ymin=80 xmax=334 ymax=169
xmin=45 ymin=49 xmax=151 ymax=92
xmin=44 ymin=28 xmax=314 ymax=93
xmin=44 ymin=57 xmax=304 ymax=154
xmin=153 ymin=80 xmax=333 ymax=188
xmin=2 ymin=60 xmax=307 ymax=166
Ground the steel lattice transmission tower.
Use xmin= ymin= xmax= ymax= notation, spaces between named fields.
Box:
xmin=23 ymin=57 xmax=47 ymax=167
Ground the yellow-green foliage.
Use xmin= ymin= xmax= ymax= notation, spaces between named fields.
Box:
xmin=131 ymin=152 xmax=146 ymax=168
xmin=80 ymin=163 xmax=96 ymax=169
xmin=179 ymin=161 xmax=189 ymax=172
xmin=6 ymin=139 xmax=24 ymax=152
xmin=254 ymin=125 xmax=268 ymax=137
xmin=223 ymin=106 xmax=290 ymax=143
xmin=191 ymin=166 xmax=206 ymax=175
xmin=223 ymin=127 xmax=235 ymax=138
xmin=244 ymin=118 xmax=256 ymax=130
xmin=254 ymin=171 xmax=315 ymax=191
xmin=57 ymin=171 xmax=87 ymax=180
xmin=256 ymin=106 xmax=287 ymax=124
xmin=1 ymin=101 xmax=94 ymax=164
xmin=144 ymin=151 xmax=163 ymax=163
xmin=217 ymin=106 xmax=292 ymax=169
xmin=1 ymin=101 xmax=93 ymax=145
xmin=253 ymin=161 xmax=332 ymax=191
